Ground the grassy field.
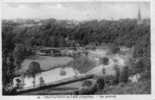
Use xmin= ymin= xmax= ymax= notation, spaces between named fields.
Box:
xmin=19 ymin=55 xmax=73 ymax=73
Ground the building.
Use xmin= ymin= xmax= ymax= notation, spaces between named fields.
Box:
xmin=137 ymin=8 xmax=142 ymax=24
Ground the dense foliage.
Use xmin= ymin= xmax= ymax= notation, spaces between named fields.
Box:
xmin=2 ymin=19 xmax=150 ymax=51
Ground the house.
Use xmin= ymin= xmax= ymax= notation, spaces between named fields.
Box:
xmin=35 ymin=47 xmax=62 ymax=56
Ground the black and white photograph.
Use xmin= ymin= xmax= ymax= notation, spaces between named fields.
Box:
xmin=1 ymin=1 xmax=151 ymax=96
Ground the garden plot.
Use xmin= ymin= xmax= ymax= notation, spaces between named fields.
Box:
xmin=19 ymin=55 xmax=73 ymax=73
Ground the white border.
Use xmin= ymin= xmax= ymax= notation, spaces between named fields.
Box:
xmin=1 ymin=0 xmax=151 ymax=3
xmin=0 ymin=0 xmax=154 ymax=100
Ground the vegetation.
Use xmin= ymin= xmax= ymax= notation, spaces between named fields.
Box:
xmin=2 ymin=18 xmax=150 ymax=94
xmin=13 ymin=43 xmax=33 ymax=69
xmin=2 ymin=19 xmax=150 ymax=49
xmin=96 ymin=79 xmax=151 ymax=94
xmin=25 ymin=61 xmax=42 ymax=87
xmin=2 ymin=53 xmax=16 ymax=94
xmin=68 ymin=56 xmax=96 ymax=73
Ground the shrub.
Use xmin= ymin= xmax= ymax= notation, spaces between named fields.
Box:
xmin=82 ymin=80 xmax=93 ymax=87
xmin=129 ymin=57 xmax=151 ymax=80
xmin=68 ymin=56 xmax=95 ymax=73
xmin=60 ymin=68 xmax=67 ymax=76
xmin=77 ymin=80 xmax=98 ymax=95
xmin=100 ymin=57 xmax=109 ymax=65
xmin=96 ymin=77 xmax=105 ymax=90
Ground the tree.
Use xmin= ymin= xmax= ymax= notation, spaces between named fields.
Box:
xmin=13 ymin=43 xmax=26 ymax=69
xmin=2 ymin=53 xmax=16 ymax=92
xmin=13 ymin=43 xmax=33 ymax=69
xmin=58 ymin=36 xmax=66 ymax=47
xmin=26 ymin=61 xmax=42 ymax=88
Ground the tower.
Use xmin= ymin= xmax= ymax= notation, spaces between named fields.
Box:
xmin=138 ymin=8 xmax=141 ymax=21
xmin=137 ymin=8 xmax=143 ymax=24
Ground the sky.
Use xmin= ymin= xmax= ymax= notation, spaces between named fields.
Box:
xmin=2 ymin=2 xmax=150 ymax=21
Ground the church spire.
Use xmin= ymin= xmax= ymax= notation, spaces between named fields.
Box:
xmin=137 ymin=7 xmax=142 ymax=24
xmin=138 ymin=7 xmax=141 ymax=21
